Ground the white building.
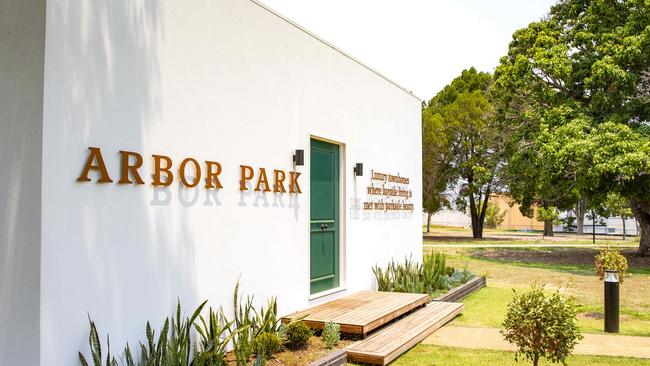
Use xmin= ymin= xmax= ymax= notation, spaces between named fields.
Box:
xmin=0 ymin=1 xmax=422 ymax=365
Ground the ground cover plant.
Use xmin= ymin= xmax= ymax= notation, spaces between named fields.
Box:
xmin=372 ymin=252 xmax=476 ymax=297
xmin=321 ymin=321 xmax=340 ymax=349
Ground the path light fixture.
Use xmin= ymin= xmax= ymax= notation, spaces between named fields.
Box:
xmin=604 ymin=269 xmax=620 ymax=333
xmin=293 ymin=149 xmax=304 ymax=166
xmin=354 ymin=163 xmax=363 ymax=177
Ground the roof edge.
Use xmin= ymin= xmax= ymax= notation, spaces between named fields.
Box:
xmin=248 ymin=0 xmax=422 ymax=102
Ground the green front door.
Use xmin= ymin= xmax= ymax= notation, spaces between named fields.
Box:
xmin=310 ymin=139 xmax=340 ymax=294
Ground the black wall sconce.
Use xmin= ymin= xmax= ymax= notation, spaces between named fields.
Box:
xmin=354 ymin=163 xmax=363 ymax=176
xmin=293 ymin=149 xmax=304 ymax=166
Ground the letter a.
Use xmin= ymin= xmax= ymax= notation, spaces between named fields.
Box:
xmin=77 ymin=147 xmax=113 ymax=183
xmin=255 ymin=168 xmax=271 ymax=192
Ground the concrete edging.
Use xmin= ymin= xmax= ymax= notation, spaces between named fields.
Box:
xmin=433 ymin=276 xmax=486 ymax=302
xmin=308 ymin=349 xmax=347 ymax=366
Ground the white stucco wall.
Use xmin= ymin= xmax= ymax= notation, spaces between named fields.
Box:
xmin=38 ymin=0 xmax=421 ymax=365
xmin=0 ymin=1 xmax=44 ymax=365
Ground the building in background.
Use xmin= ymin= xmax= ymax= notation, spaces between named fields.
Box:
xmin=488 ymin=194 xmax=544 ymax=231
xmin=425 ymin=193 xmax=543 ymax=231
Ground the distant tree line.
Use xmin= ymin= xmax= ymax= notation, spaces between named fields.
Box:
xmin=422 ymin=0 xmax=650 ymax=255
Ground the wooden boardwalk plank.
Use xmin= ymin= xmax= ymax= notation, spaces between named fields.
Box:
xmin=281 ymin=291 xmax=429 ymax=335
xmin=346 ymin=302 xmax=464 ymax=365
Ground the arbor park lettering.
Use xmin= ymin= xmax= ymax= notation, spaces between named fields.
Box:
xmin=76 ymin=147 xmax=301 ymax=193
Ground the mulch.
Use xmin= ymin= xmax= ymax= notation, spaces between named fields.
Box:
xmin=470 ymin=248 xmax=650 ymax=270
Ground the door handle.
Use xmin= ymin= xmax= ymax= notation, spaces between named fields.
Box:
xmin=320 ymin=224 xmax=328 ymax=231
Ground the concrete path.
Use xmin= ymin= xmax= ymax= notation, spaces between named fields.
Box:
xmin=423 ymin=243 xmax=637 ymax=248
xmin=423 ymin=326 xmax=650 ymax=359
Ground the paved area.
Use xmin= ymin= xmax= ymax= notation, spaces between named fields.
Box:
xmin=424 ymin=325 xmax=650 ymax=359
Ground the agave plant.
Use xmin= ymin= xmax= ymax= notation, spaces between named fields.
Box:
xmin=372 ymin=253 xmax=449 ymax=296
xmin=122 ymin=300 xmax=206 ymax=366
xmin=232 ymin=281 xmax=255 ymax=366
xmin=78 ymin=316 xmax=119 ymax=366
xmin=422 ymin=252 xmax=446 ymax=293
xmin=253 ymin=296 xmax=280 ymax=336
xmin=192 ymin=307 xmax=236 ymax=366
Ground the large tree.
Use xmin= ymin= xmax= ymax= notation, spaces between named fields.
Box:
xmin=423 ymin=68 xmax=504 ymax=238
xmin=422 ymin=107 xmax=451 ymax=232
xmin=494 ymin=0 xmax=650 ymax=254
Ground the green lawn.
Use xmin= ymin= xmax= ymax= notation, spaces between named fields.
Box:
xmin=388 ymin=345 xmax=650 ymax=366
xmin=456 ymin=285 xmax=650 ymax=336
xmin=436 ymin=249 xmax=650 ymax=316
xmin=368 ymin=244 xmax=650 ymax=365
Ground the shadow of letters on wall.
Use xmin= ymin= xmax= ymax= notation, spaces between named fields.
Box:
xmin=76 ymin=146 xmax=302 ymax=208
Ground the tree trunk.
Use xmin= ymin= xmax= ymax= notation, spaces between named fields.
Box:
xmin=533 ymin=353 xmax=539 ymax=366
xmin=622 ymin=217 xmax=626 ymax=241
xmin=576 ymin=199 xmax=586 ymax=234
xmin=630 ymin=198 xmax=650 ymax=256
xmin=427 ymin=212 xmax=432 ymax=233
xmin=592 ymin=210 xmax=596 ymax=244
xmin=543 ymin=220 xmax=554 ymax=236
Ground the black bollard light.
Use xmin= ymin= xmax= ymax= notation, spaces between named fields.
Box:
xmin=604 ymin=269 xmax=620 ymax=333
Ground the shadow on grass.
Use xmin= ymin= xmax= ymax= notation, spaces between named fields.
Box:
xmin=465 ymin=248 xmax=650 ymax=276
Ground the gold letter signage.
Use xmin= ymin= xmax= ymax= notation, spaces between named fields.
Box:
xmin=77 ymin=147 xmax=302 ymax=194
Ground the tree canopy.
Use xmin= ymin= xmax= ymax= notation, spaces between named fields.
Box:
xmin=422 ymin=68 xmax=503 ymax=238
xmin=493 ymin=0 xmax=650 ymax=253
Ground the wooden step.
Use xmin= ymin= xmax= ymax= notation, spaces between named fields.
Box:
xmin=346 ymin=301 xmax=464 ymax=365
xmin=281 ymin=291 xmax=429 ymax=335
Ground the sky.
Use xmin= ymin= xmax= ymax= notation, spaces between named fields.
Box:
xmin=261 ymin=0 xmax=557 ymax=101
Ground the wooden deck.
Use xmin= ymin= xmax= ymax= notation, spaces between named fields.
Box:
xmin=346 ymin=301 xmax=464 ymax=365
xmin=281 ymin=291 xmax=429 ymax=335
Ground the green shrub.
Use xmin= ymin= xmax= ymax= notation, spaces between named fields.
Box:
xmin=254 ymin=331 xmax=283 ymax=360
xmin=285 ymin=320 xmax=312 ymax=349
xmin=444 ymin=266 xmax=455 ymax=277
xmin=321 ymin=321 xmax=340 ymax=349
xmin=595 ymin=249 xmax=628 ymax=283
xmin=501 ymin=284 xmax=583 ymax=366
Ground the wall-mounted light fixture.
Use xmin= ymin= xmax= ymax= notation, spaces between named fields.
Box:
xmin=293 ymin=149 xmax=304 ymax=166
xmin=354 ymin=163 xmax=363 ymax=176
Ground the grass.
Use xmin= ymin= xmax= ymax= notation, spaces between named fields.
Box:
xmin=433 ymin=249 xmax=650 ymax=315
xmin=366 ymin=243 xmax=650 ymax=365
xmin=455 ymin=285 xmax=650 ymax=336
xmin=459 ymin=249 xmax=650 ymax=276
xmin=383 ymin=345 xmax=650 ymax=366
xmin=424 ymin=239 xmax=637 ymax=246
xmin=423 ymin=226 xmax=640 ymax=247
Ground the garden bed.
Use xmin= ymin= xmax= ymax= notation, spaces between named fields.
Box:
xmin=433 ymin=276 xmax=486 ymax=302
xmin=221 ymin=335 xmax=353 ymax=366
